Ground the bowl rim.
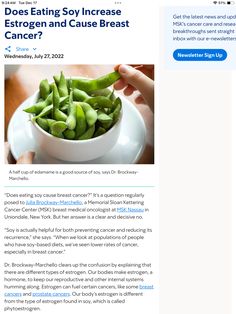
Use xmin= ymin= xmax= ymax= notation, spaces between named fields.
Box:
xmin=28 ymin=83 xmax=123 ymax=143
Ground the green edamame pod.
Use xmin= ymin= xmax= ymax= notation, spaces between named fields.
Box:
xmin=56 ymin=96 xmax=69 ymax=112
xmin=66 ymin=91 xmax=77 ymax=130
xmin=100 ymin=119 xmax=113 ymax=130
xmin=112 ymin=97 xmax=122 ymax=123
xmin=54 ymin=109 xmax=67 ymax=122
xmin=89 ymin=88 xmax=111 ymax=97
xmin=32 ymin=104 xmax=53 ymax=121
xmin=80 ymin=102 xmax=97 ymax=127
xmin=105 ymin=108 xmax=112 ymax=115
xmin=97 ymin=110 xmax=113 ymax=123
xmin=75 ymin=103 xmax=87 ymax=138
xmin=58 ymin=71 xmax=68 ymax=97
xmin=53 ymin=75 xmax=60 ymax=86
xmin=36 ymin=117 xmax=49 ymax=132
xmin=46 ymin=92 xmax=53 ymax=105
xmin=24 ymin=101 xmax=46 ymax=115
xmin=52 ymin=83 xmax=60 ymax=111
xmin=24 ymin=92 xmax=53 ymax=115
xmin=72 ymin=71 xmax=121 ymax=92
xmin=94 ymin=127 xmax=106 ymax=138
xmin=85 ymin=96 xmax=113 ymax=109
xmin=28 ymin=95 xmax=62 ymax=119
xmin=113 ymin=96 xmax=122 ymax=108
xmin=46 ymin=119 xmax=56 ymax=129
xmin=52 ymin=83 xmax=67 ymax=121
xmin=94 ymin=71 xmax=121 ymax=90
xmin=64 ymin=129 xmax=76 ymax=140
xmin=50 ymin=121 xmax=67 ymax=138
xmin=98 ymin=110 xmax=113 ymax=129
xmin=107 ymin=89 xmax=115 ymax=101
xmin=79 ymin=124 xmax=95 ymax=140
xmin=60 ymin=104 xmax=69 ymax=112
xmin=36 ymin=118 xmax=56 ymax=132
xmin=59 ymin=95 xmax=69 ymax=107
xmin=67 ymin=78 xmax=72 ymax=91
xmin=73 ymin=89 xmax=90 ymax=102
xmin=39 ymin=79 xmax=51 ymax=100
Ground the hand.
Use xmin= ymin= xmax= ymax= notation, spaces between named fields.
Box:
xmin=5 ymin=142 xmax=35 ymax=164
xmin=114 ymin=64 xmax=154 ymax=111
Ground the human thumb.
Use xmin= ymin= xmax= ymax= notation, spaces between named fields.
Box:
xmin=118 ymin=65 xmax=154 ymax=110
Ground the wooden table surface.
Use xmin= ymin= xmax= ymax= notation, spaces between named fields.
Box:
xmin=5 ymin=65 xmax=154 ymax=164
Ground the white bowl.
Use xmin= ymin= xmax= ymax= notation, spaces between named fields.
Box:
xmin=29 ymin=90 xmax=123 ymax=162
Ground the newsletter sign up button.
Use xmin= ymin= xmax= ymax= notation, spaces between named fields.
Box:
xmin=173 ymin=49 xmax=227 ymax=61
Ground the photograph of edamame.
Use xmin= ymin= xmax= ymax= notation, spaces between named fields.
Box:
xmin=5 ymin=65 xmax=154 ymax=164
